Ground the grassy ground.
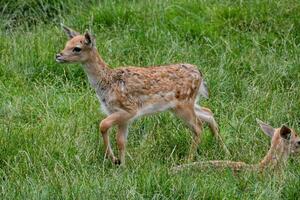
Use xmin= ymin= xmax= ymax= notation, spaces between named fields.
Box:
xmin=1 ymin=0 xmax=300 ymax=199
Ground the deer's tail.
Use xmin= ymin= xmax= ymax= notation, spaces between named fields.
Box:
xmin=199 ymin=78 xmax=209 ymax=99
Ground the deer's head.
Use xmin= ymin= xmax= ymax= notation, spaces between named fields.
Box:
xmin=56 ymin=25 xmax=95 ymax=64
xmin=257 ymin=119 xmax=300 ymax=155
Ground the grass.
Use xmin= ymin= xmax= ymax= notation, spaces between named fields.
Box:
xmin=1 ymin=0 xmax=300 ymax=199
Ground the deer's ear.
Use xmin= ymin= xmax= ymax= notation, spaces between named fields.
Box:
xmin=256 ymin=118 xmax=275 ymax=137
xmin=61 ymin=24 xmax=79 ymax=39
xmin=84 ymin=31 xmax=95 ymax=47
xmin=280 ymin=125 xmax=292 ymax=140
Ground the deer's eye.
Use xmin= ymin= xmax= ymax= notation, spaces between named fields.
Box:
xmin=73 ymin=47 xmax=81 ymax=52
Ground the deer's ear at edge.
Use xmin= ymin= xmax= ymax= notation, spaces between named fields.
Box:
xmin=84 ymin=30 xmax=95 ymax=47
xmin=256 ymin=118 xmax=275 ymax=138
xmin=61 ymin=24 xmax=79 ymax=39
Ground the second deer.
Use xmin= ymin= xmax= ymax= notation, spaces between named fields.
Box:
xmin=173 ymin=119 xmax=300 ymax=172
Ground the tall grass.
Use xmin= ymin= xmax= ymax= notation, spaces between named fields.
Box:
xmin=1 ymin=0 xmax=300 ymax=199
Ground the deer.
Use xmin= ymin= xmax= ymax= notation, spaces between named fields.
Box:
xmin=55 ymin=25 xmax=223 ymax=165
xmin=172 ymin=119 xmax=300 ymax=173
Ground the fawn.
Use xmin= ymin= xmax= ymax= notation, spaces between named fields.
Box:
xmin=172 ymin=119 xmax=300 ymax=172
xmin=56 ymin=25 xmax=222 ymax=165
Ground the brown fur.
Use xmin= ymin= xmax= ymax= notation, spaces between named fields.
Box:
xmin=172 ymin=119 xmax=300 ymax=173
xmin=56 ymin=25 xmax=223 ymax=165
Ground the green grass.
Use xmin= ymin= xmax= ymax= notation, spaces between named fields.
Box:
xmin=1 ymin=0 xmax=300 ymax=199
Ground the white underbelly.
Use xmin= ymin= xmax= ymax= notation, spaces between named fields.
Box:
xmin=135 ymin=101 xmax=176 ymax=118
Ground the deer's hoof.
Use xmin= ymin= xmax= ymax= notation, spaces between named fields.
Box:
xmin=113 ymin=159 xmax=121 ymax=165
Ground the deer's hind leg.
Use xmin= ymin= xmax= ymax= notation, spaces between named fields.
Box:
xmin=172 ymin=103 xmax=203 ymax=161
xmin=194 ymin=105 xmax=219 ymax=137
xmin=194 ymin=105 xmax=229 ymax=155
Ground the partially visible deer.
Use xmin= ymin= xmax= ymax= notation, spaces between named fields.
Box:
xmin=173 ymin=119 xmax=300 ymax=172
xmin=56 ymin=25 xmax=223 ymax=165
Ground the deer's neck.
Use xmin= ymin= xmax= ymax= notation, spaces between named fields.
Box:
xmin=258 ymin=140 xmax=289 ymax=170
xmin=83 ymin=49 xmax=111 ymax=89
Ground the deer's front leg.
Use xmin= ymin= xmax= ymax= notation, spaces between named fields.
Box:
xmin=99 ymin=111 xmax=132 ymax=165
xmin=116 ymin=123 xmax=128 ymax=165
xmin=99 ymin=117 xmax=117 ymax=163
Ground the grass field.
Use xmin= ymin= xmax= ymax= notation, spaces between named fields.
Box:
xmin=1 ymin=0 xmax=300 ymax=199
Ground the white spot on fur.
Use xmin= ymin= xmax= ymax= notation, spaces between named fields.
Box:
xmin=120 ymin=81 xmax=125 ymax=92
xmin=186 ymin=88 xmax=191 ymax=96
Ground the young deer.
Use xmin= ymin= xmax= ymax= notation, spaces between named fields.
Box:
xmin=172 ymin=119 xmax=300 ymax=172
xmin=56 ymin=25 xmax=222 ymax=165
